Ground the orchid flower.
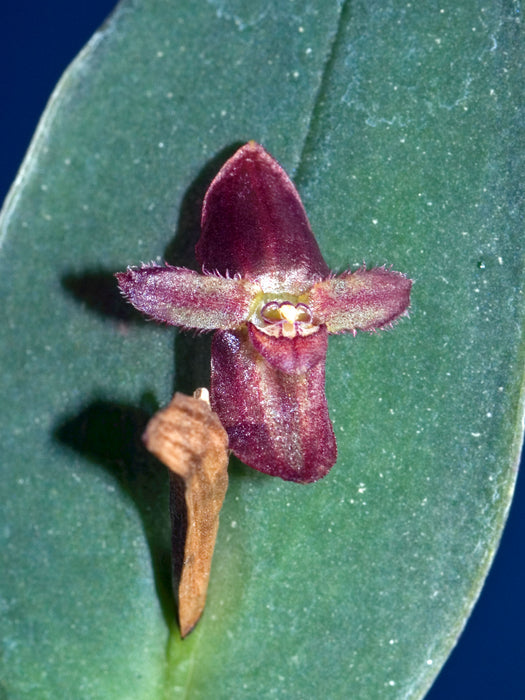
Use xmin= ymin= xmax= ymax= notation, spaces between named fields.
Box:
xmin=117 ymin=142 xmax=411 ymax=483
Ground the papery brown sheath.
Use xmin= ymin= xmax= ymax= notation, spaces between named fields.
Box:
xmin=117 ymin=141 xmax=412 ymax=483
xmin=143 ymin=390 xmax=229 ymax=638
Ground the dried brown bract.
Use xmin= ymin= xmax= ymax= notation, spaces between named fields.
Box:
xmin=143 ymin=389 xmax=229 ymax=637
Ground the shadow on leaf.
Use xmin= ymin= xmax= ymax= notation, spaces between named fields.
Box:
xmin=164 ymin=141 xmax=244 ymax=268
xmin=54 ymin=397 xmax=176 ymax=628
xmin=166 ymin=143 xmax=245 ymax=398
xmin=55 ymin=142 xmax=253 ymax=636
xmin=62 ymin=269 xmax=146 ymax=322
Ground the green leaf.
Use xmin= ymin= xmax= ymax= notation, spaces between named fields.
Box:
xmin=1 ymin=0 xmax=523 ymax=697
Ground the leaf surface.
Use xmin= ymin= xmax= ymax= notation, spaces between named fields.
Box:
xmin=1 ymin=1 xmax=523 ymax=698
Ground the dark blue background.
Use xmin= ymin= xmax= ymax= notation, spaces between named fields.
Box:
xmin=1 ymin=3 xmax=523 ymax=697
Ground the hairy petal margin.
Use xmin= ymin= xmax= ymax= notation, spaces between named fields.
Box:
xmin=309 ymin=267 xmax=412 ymax=334
xmin=116 ymin=265 xmax=259 ymax=330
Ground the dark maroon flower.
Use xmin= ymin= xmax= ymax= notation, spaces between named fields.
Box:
xmin=117 ymin=142 xmax=411 ymax=483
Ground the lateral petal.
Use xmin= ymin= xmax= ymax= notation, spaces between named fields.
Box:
xmin=197 ymin=142 xmax=330 ymax=290
xmin=210 ymin=329 xmax=337 ymax=483
xmin=116 ymin=265 xmax=258 ymax=330
xmin=309 ymin=267 xmax=412 ymax=334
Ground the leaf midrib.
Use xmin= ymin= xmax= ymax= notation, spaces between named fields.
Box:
xmin=162 ymin=1 xmax=351 ymax=697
